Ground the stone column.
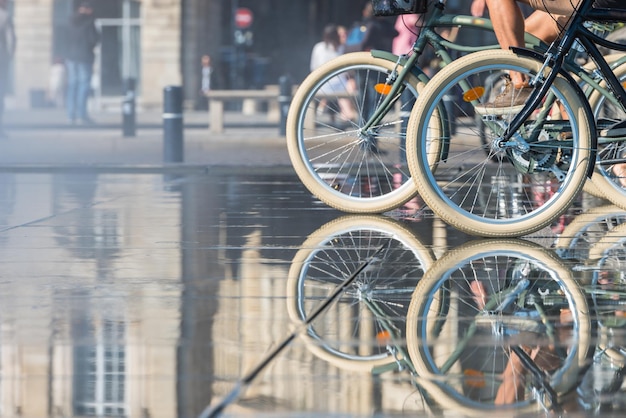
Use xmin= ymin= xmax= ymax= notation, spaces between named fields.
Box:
xmin=12 ymin=0 xmax=53 ymax=108
xmin=141 ymin=0 xmax=182 ymax=105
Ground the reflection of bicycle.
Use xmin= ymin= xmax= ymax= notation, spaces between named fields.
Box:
xmin=405 ymin=0 xmax=626 ymax=237
xmin=555 ymin=204 xmax=626 ymax=261
xmin=577 ymin=220 xmax=626 ymax=413
xmin=290 ymin=227 xmax=594 ymax=414
xmin=286 ymin=215 xmax=435 ymax=371
xmin=405 ymin=239 xmax=592 ymax=414
xmin=286 ymin=0 xmax=548 ymax=214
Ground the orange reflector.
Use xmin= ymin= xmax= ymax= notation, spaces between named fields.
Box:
xmin=463 ymin=87 xmax=485 ymax=102
xmin=464 ymin=369 xmax=486 ymax=388
xmin=376 ymin=330 xmax=391 ymax=345
xmin=375 ymin=83 xmax=393 ymax=95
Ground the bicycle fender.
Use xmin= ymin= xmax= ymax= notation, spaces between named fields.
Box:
xmin=370 ymin=50 xmax=431 ymax=84
xmin=511 ymin=47 xmax=598 ymax=177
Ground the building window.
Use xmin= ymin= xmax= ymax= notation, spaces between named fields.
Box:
xmin=94 ymin=0 xmax=141 ymax=98
xmin=73 ymin=320 xmax=126 ymax=416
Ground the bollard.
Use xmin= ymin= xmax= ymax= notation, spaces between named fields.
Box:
xmin=443 ymin=93 xmax=456 ymax=136
xmin=122 ymin=78 xmax=136 ymax=137
xmin=278 ymin=75 xmax=292 ymax=136
xmin=163 ymin=86 xmax=184 ymax=163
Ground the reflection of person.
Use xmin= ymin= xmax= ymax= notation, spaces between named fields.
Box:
xmin=65 ymin=1 xmax=99 ymax=125
xmin=469 ymin=280 xmax=571 ymax=406
xmin=0 ymin=0 xmax=16 ymax=139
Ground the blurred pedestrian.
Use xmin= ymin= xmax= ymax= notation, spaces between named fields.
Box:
xmin=48 ymin=56 xmax=66 ymax=108
xmin=65 ymin=1 xmax=99 ymax=125
xmin=0 ymin=0 xmax=16 ymax=139
xmin=344 ymin=1 xmax=398 ymax=53
xmin=345 ymin=1 xmax=398 ymax=149
xmin=310 ymin=24 xmax=356 ymax=123
xmin=310 ymin=24 xmax=342 ymax=71
xmin=200 ymin=54 xmax=212 ymax=94
xmin=337 ymin=25 xmax=348 ymax=54
xmin=196 ymin=54 xmax=212 ymax=110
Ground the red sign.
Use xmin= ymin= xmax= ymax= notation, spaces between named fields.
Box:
xmin=235 ymin=8 xmax=253 ymax=29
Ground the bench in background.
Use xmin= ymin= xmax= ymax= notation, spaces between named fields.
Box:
xmin=205 ymin=86 xmax=281 ymax=134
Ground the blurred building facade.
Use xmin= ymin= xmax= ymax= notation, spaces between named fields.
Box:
xmin=8 ymin=0 xmax=371 ymax=110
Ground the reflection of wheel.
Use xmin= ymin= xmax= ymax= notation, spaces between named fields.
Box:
xmin=406 ymin=239 xmax=592 ymax=415
xmin=286 ymin=52 xmax=430 ymax=213
xmin=406 ymin=49 xmax=593 ymax=237
xmin=588 ymin=222 xmax=626 ymax=327
xmin=586 ymin=61 xmax=626 ymax=210
xmin=286 ymin=215 xmax=435 ymax=371
xmin=554 ymin=204 xmax=626 ymax=261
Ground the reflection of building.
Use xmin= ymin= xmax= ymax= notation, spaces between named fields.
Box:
xmin=0 ymin=170 xmax=450 ymax=416
xmin=0 ymin=173 xmax=181 ymax=417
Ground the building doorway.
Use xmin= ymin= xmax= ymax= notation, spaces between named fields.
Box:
xmin=94 ymin=0 xmax=141 ymax=103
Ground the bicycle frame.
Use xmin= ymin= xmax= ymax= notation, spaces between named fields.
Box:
xmin=503 ymin=0 xmax=626 ymax=146
xmin=361 ymin=0 xmax=547 ymax=133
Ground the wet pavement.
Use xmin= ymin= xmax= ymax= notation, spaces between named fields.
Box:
xmin=2 ymin=108 xmax=626 ymax=417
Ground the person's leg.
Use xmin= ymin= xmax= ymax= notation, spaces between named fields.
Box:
xmin=485 ymin=0 xmax=526 ymax=86
xmin=65 ymin=60 xmax=77 ymax=122
xmin=526 ymin=0 xmax=582 ymax=16
xmin=481 ymin=0 xmax=580 ymax=109
xmin=76 ymin=62 xmax=93 ymax=122
xmin=484 ymin=0 xmax=525 ymax=50
xmin=524 ymin=10 xmax=563 ymax=44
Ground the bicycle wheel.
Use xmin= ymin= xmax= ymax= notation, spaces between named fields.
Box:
xmin=286 ymin=52 xmax=433 ymax=213
xmin=586 ymin=60 xmax=626 ymax=209
xmin=406 ymin=49 xmax=594 ymax=237
xmin=286 ymin=215 xmax=435 ymax=372
xmin=406 ymin=239 xmax=592 ymax=415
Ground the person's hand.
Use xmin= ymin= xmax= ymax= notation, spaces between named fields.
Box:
xmin=470 ymin=0 xmax=487 ymax=17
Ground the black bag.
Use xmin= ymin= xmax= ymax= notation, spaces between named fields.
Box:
xmin=371 ymin=0 xmax=428 ymax=16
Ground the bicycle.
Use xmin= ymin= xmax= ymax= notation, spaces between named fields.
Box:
xmin=287 ymin=217 xmax=595 ymax=414
xmin=285 ymin=0 xmax=548 ymax=214
xmin=405 ymin=0 xmax=626 ymax=237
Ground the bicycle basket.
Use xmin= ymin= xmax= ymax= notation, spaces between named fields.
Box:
xmin=372 ymin=0 xmax=428 ymax=16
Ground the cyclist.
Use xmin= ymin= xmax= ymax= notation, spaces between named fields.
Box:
xmin=473 ymin=0 xmax=623 ymax=113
